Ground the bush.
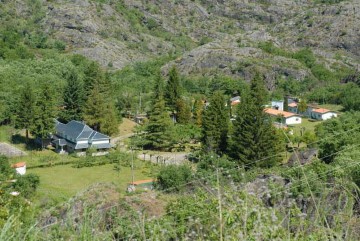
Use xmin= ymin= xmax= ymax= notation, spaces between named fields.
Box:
xmin=156 ymin=164 xmax=193 ymax=192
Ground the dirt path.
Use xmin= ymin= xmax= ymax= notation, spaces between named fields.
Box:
xmin=138 ymin=152 xmax=189 ymax=165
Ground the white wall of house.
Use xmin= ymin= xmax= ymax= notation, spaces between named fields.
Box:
xmin=320 ymin=112 xmax=337 ymax=120
xmin=285 ymin=116 xmax=302 ymax=125
xmin=271 ymin=101 xmax=284 ymax=111
xmin=15 ymin=166 xmax=26 ymax=175
xmin=92 ymin=140 xmax=110 ymax=144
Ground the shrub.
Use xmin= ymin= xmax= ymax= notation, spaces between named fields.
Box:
xmin=156 ymin=164 xmax=193 ymax=192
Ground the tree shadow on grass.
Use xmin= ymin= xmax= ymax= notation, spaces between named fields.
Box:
xmin=11 ymin=134 xmax=41 ymax=151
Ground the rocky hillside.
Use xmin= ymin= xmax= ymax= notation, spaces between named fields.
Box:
xmin=27 ymin=0 xmax=360 ymax=81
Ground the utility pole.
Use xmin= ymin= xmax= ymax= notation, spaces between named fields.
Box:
xmin=217 ymin=166 xmax=223 ymax=241
xmin=131 ymin=147 xmax=135 ymax=185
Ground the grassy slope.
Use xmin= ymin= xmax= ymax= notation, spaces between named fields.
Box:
xmin=29 ymin=163 xmax=153 ymax=204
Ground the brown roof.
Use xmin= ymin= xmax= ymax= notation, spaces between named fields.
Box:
xmin=264 ymin=108 xmax=299 ymax=118
xmin=11 ymin=162 xmax=26 ymax=168
xmin=288 ymin=103 xmax=297 ymax=107
xmin=128 ymin=179 xmax=154 ymax=186
xmin=312 ymin=108 xmax=332 ymax=114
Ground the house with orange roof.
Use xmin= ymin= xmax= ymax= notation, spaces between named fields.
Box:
xmin=264 ymin=108 xmax=302 ymax=125
xmin=11 ymin=162 xmax=26 ymax=175
xmin=287 ymin=102 xmax=337 ymax=121
xmin=311 ymin=108 xmax=337 ymax=120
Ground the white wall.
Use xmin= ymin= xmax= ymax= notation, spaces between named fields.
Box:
xmin=271 ymin=101 xmax=284 ymax=111
xmin=92 ymin=140 xmax=109 ymax=144
xmin=285 ymin=116 xmax=302 ymax=125
xmin=321 ymin=112 xmax=337 ymax=120
xmin=15 ymin=166 xmax=26 ymax=175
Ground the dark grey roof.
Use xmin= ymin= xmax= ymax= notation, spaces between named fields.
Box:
xmin=55 ymin=120 xmax=109 ymax=142
xmin=90 ymin=131 xmax=109 ymax=140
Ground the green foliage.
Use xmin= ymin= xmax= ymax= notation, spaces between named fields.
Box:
xmin=12 ymin=174 xmax=40 ymax=198
xmin=0 ymin=155 xmax=15 ymax=181
xmin=201 ymin=91 xmax=229 ymax=153
xmin=165 ymin=66 xmax=181 ymax=110
xmin=145 ymin=98 xmax=174 ymax=150
xmin=14 ymin=83 xmax=36 ymax=140
xmin=31 ymin=84 xmax=57 ymax=142
xmin=230 ymin=74 xmax=284 ymax=168
xmin=292 ymin=48 xmax=316 ymax=68
xmin=156 ymin=164 xmax=193 ymax=192
xmin=316 ymin=111 xmax=360 ymax=163
xmin=60 ymin=69 xmax=85 ymax=122
xmin=176 ymin=98 xmax=191 ymax=124
xmin=297 ymin=98 xmax=307 ymax=113
xmin=340 ymin=83 xmax=360 ymax=111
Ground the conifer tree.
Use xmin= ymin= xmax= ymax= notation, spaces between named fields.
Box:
xmin=201 ymin=91 xmax=229 ymax=153
xmin=146 ymin=98 xmax=174 ymax=150
xmin=83 ymin=66 xmax=118 ymax=136
xmin=165 ymin=66 xmax=181 ymax=110
xmin=32 ymin=84 xmax=57 ymax=147
xmin=83 ymin=61 xmax=104 ymax=98
xmin=193 ymin=98 xmax=204 ymax=127
xmin=229 ymin=74 xmax=283 ymax=168
xmin=15 ymin=83 xmax=36 ymax=141
xmin=60 ymin=69 xmax=84 ymax=122
xmin=176 ymin=98 xmax=191 ymax=124
xmin=145 ymin=73 xmax=173 ymax=150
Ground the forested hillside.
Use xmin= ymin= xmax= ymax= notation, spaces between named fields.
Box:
xmin=0 ymin=0 xmax=360 ymax=240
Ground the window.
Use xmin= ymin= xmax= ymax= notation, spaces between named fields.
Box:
xmin=296 ymin=118 xmax=299 ymax=121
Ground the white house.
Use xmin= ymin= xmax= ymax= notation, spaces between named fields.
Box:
xmin=11 ymin=162 xmax=26 ymax=175
xmin=265 ymin=108 xmax=302 ymax=125
xmin=311 ymin=108 xmax=338 ymax=120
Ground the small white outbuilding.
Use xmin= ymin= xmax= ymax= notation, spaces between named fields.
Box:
xmin=11 ymin=162 xmax=26 ymax=175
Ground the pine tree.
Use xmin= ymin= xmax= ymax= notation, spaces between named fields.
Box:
xmin=32 ymin=84 xmax=57 ymax=147
xmin=201 ymin=91 xmax=229 ymax=153
xmin=15 ymin=83 xmax=36 ymax=141
xmin=153 ymin=72 xmax=165 ymax=102
xmin=165 ymin=66 xmax=181 ymax=110
xmin=60 ymin=69 xmax=84 ymax=122
xmin=193 ymin=98 xmax=204 ymax=127
xmin=83 ymin=61 xmax=104 ymax=97
xmin=229 ymin=74 xmax=283 ymax=168
xmin=83 ymin=67 xmax=119 ymax=136
xmin=146 ymin=98 xmax=174 ymax=150
xmin=176 ymin=98 xmax=191 ymax=124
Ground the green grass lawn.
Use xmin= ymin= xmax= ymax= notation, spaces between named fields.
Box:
xmin=289 ymin=118 xmax=322 ymax=135
xmin=317 ymin=104 xmax=344 ymax=112
xmin=28 ymin=162 xmax=155 ymax=205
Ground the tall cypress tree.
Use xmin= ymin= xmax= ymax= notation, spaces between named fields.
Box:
xmin=165 ymin=66 xmax=181 ymax=110
xmin=201 ymin=91 xmax=229 ymax=153
xmin=32 ymin=84 xmax=57 ymax=147
xmin=229 ymin=74 xmax=283 ymax=168
xmin=60 ymin=69 xmax=84 ymax=123
xmin=16 ymin=83 xmax=36 ymax=141
xmin=193 ymin=98 xmax=204 ymax=127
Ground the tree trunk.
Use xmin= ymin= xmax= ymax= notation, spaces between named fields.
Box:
xmin=25 ymin=129 xmax=29 ymax=142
